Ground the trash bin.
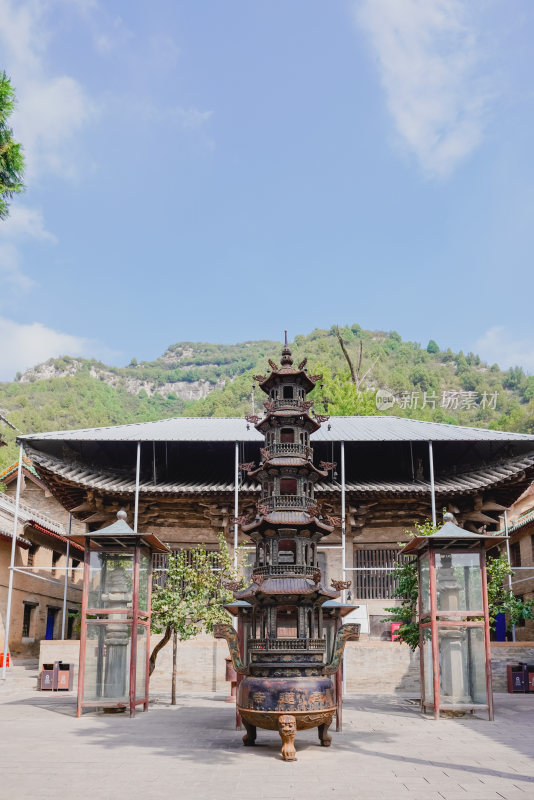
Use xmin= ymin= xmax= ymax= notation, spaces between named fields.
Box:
xmin=507 ymin=664 xmax=528 ymax=693
xmin=391 ymin=622 xmax=402 ymax=641
xmin=0 ymin=652 xmax=9 ymax=668
xmin=527 ymin=665 xmax=534 ymax=693
xmin=40 ymin=663 xmax=55 ymax=691
xmin=56 ymin=662 xmax=73 ymax=691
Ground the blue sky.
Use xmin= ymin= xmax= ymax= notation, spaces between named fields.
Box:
xmin=1 ymin=0 xmax=533 ymax=380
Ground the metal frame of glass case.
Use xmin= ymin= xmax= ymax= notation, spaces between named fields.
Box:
xmin=402 ymin=515 xmax=507 ymax=721
xmin=71 ymin=511 xmax=168 ymax=717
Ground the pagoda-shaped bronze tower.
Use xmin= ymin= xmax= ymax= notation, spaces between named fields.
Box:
xmin=216 ymin=335 xmax=359 ymax=761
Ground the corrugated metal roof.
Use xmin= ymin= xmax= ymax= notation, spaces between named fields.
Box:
xmin=18 ymin=415 xmax=534 ymax=444
xmin=27 ymin=449 xmax=534 ymax=497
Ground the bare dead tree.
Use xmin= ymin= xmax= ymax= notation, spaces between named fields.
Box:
xmin=336 ymin=327 xmax=356 ymax=384
xmin=335 ymin=326 xmax=379 ymax=390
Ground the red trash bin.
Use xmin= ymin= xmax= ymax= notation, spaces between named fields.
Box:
xmin=56 ymin=662 xmax=73 ymax=691
xmin=391 ymin=622 xmax=402 ymax=641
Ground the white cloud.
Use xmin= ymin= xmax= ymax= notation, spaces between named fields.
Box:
xmin=0 ymin=317 xmax=92 ymax=380
xmin=354 ymin=0 xmax=491 ymax=177
xmin=147 ymin=34 xmax=181 ymax=72
xmin=0 ymin=204 xmax=57 ymax=292
xmin=1 ymin=206 xmax=57 ymax=243
xmin=167 ymin=107 xmax=213 ymax=131
xmin=93 ymin=14 xmax=133 ymax=55
xmin=0 ymin=244 xmax=35 ymax=291
xmin=475 ymin=327 xmax=534 ymax=374
xmin=0 ymin=0 xmax=97 ymax=180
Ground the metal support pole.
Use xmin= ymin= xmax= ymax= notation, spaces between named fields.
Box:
xmin=429 ymin=441 xmax=436 ymax=527
xmin=504 ymin=510 xmax=515 ymax=642
xmin=1 ymin=443 xmax=23 ymax=679
xmin=341 ymin=441 xmax=347 ymax=697
xmin=341 ymin=441 xmax=346 ymax=596
xmin=234 ymin=441 xmax=239 ymax=571
xmin=134 ymin=442 xmax=141 ymax=533
xmin=61 ymin=514 xmax=72 ymax=639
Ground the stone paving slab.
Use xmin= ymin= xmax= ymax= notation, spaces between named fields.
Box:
xmin=0 ymin=688 xmax=532 ymax=800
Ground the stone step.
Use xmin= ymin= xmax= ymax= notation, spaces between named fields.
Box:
xmin=0 ymin=659 xmax=40 ymax=692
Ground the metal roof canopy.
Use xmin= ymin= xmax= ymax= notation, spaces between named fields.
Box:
xmin=402 ymin=516 xmax=508 ymax=554
xmin=18 ymin=415 xmax=534 ymax=444
xmin=69 ymin=510 xmax=169 ymax=553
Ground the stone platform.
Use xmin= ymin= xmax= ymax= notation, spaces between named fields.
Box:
xmin=0 ymin=679 xmax=533 ymax=800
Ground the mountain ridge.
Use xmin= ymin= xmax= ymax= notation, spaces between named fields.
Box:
xmin=1 ymin=324 xmax=533 ymax=472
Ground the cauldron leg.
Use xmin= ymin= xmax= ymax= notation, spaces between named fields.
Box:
xmin=242 ymin=722 xmax=257 ymax=746
xmin=278 ymin=714 xmax=297 ymax=762
xmin=318 ymin=721 xmax=332 ymax=747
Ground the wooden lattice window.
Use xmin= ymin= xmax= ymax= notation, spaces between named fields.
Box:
xmin=22 ymin=603 xmax=35 ymax=637
xmin=510 ymin=542 xmax=521 ymax=568
xmin=353 ymin=548 xmax=412 ymax=600
xmin=152 ymin=547 xmax=220 ymax=589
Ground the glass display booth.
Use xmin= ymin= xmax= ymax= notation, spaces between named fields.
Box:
xmin=402 ymin=513 xmax=506 ymax=720
xmin=71 ymin=510 xmax=169 ymax=717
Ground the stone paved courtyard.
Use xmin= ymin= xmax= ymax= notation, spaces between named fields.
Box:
xmin=0 ymin=681 xmax=533 ymax=800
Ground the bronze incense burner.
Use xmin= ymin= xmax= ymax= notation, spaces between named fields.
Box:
xmin=215 ymin=337 xmax=359 ymax=760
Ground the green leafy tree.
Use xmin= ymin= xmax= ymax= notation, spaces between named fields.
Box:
xmin=314 ymin=369 xmax=378 ymax=416
xmin=383 ymin=519 xmax=439 ymax=650
xmin=0 ymin=73 xmax=25 ymax=219
xmin=426 ymin=339 xmax=439 ymax=354
xmin=149 ymin=534 xmax=243 ymax=704
xmin=485 ymin=555 xmax=534 ymax=628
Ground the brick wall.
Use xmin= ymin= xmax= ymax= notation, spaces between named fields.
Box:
xmin=32 ymin=634 xmax=534 ymax=697
xmin=149 ymin=632 xmax=230 ymax=694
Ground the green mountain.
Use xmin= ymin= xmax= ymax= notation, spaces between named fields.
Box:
xmin=1 ymin=325 xmax=533 ymax=472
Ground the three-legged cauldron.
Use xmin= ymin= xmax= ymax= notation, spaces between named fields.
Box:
xmin=215 ymin=623 xmax=359 ymax=761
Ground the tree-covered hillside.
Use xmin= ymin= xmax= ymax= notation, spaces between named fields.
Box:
xmin=1 ymin=324 xmax=533 ymax=472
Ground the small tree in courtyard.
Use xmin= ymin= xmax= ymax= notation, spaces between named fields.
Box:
xmin=150 ymin=533 xmax=243 ymax=704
